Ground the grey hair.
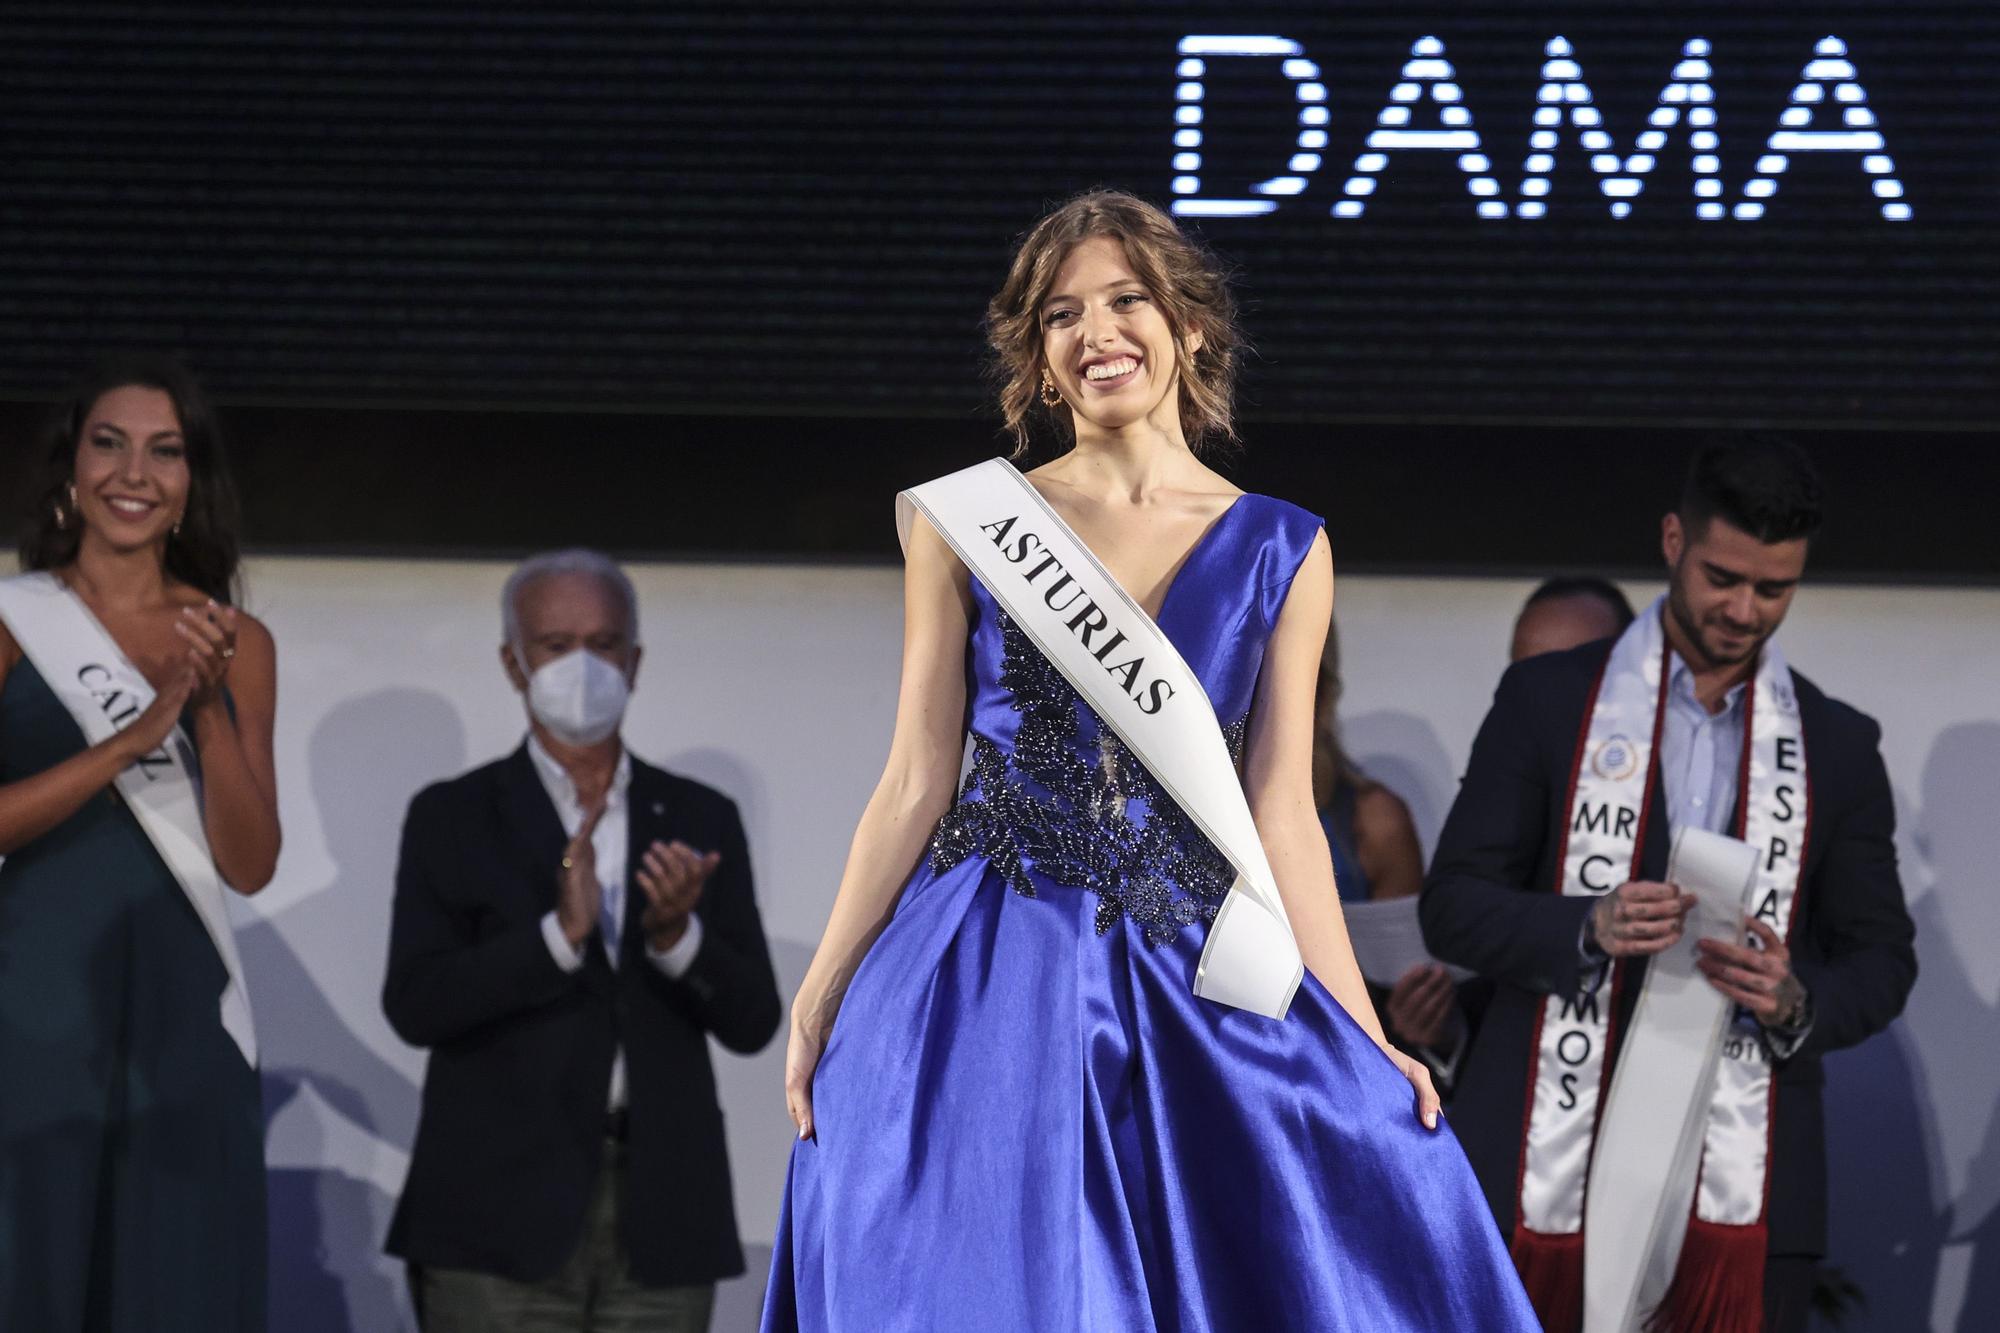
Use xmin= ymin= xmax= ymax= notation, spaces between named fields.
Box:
xmin=501 ymin=548 xmax=640 ymax=651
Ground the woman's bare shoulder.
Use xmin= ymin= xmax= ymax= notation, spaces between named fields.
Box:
xmin=1352 ymin=780 xmax=1417 ymax=836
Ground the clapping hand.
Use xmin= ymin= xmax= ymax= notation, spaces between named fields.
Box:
xmin=114 ymin=666 xmax=198 ymax=765
xmin=637 ymin=839 xmax=720 ymax=952
xmin=554 ymin=802 xmax=609 ymax=949
xmin=172 ymin=601 xmax=239 ymax=709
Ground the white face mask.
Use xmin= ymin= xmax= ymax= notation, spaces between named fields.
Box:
xmin=525 ymin=648 xmax=630 ymax=747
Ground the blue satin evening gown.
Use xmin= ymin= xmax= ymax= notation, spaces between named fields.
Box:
xmin=763 ymin=495 xmax=1536 ymax=1331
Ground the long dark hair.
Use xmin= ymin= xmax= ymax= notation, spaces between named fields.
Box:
xmin=18 ymin=354 xmax=242 ymax=604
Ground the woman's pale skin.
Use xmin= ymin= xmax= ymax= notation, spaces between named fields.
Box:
xmin=784 ymin=235 xmax=1441 ymax=1139
xmin=0 ymin=384 xmax=281 ymax=892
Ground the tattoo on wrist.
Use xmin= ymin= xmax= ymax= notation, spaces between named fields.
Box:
xmin=1768 ymin=975 xmax=1806 ymax=1028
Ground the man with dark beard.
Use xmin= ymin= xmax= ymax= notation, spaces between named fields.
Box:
xmin=1420 ymin=439 xmax=1914 ymax=1333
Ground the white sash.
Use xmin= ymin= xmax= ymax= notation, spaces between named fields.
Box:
xmin=1584 ymin=825 xmax=1757 ymax=1330
xmin=0 ymin=572 xmax=257 ymax=1066
xmin=897 ymin=459 xmax=1304 ymax=1019
xmin=1514 ymin=596 xmax=1805 ymax=1328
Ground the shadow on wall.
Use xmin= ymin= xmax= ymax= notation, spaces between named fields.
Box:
xmin=263 ymin=1088 xmax=410 ymax=1333
xmin=662 ymin=747 xmax=764 ymax=836
xmin=1820 ymin=721 xmax=2000 ymax=1331
xmin=1346 ymin=709 xmax=1459 ymax=857
xmin=1927 ymin=724 xmax=2000 ymax=1332
xmin=1820 ymin=1024 xmax=1946 ymax=1330
xmin=247 ymin=688 xmax=470 ymax=1333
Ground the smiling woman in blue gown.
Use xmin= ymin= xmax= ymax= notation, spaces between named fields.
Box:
xmin=0 ymin=357 xmax=278 ymax=1330
xmin=761 ymin=193 xmax=1538 ymax=1332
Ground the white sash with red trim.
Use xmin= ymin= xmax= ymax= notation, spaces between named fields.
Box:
xmin=0 ymin=572 xmax=257 ymax=1066
xmin=1511 ymin=597 xmax=1807 ymax=1333
xmin=896 ymin=458 xmax=1304 ymax=1020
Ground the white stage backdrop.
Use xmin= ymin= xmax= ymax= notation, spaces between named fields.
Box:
xmin=11 ymin=556 xmax=1992 ymax=1331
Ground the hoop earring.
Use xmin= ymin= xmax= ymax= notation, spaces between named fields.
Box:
xmin=1039 ymin=368 xmax=1064 ymax=410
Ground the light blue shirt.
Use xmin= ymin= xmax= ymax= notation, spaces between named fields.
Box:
xmin=1658 ymin=652 xmax=1810 ymax=1052
xmin=1659 ymin=652 xmax=1747 ymax=837
xmin=1579 ymin=650 xmax=1810 ymax=1052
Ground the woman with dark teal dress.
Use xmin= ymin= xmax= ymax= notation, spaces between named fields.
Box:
xmin=0 ymin=356 xmax=279 ymax=1330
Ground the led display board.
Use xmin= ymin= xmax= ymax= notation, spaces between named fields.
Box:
xmin=0 ymin=3 xmax=1990 ymax=428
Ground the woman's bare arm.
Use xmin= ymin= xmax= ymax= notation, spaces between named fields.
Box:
xmin=792 ymin=517 xmax=972 ymax=1037
xmin=186 ymin=611 xmax=282 ymax=893
xmin=1242 ymin=531 xmax=1441 ymax=1126
xmin=0 ymin=620 xmax=198 ymax=856
xmin=1242 ymin=531 xmax=1392 ymax=1049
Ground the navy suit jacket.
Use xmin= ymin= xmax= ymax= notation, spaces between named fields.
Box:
xmin=1419 ymin=640 xmax=1916 ymax=1257
xmin=383 ymin=745 xmax=782 ymax=1285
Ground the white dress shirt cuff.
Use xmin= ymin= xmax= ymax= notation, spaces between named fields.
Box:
xmin=542 ymin=910 xmax=586 ymax=974
xmin=646 ymin=914 xmax=704 ymax=979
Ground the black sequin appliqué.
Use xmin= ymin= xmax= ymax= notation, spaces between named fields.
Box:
xmin=927 ymin=611 xmax=1251 ymax=945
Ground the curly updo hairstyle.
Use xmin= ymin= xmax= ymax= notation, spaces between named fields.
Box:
xmin=18 ymin=353 xmax=243 ymax=605
xmin=985 ymin=190 xmax=1245 ymax=458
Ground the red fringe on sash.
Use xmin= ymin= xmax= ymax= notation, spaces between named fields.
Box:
xmin=1511 ymin=1227 xmax=1583 ymax=1333
xmin=1644 ymin=1218 xmax=1766 ymax=1333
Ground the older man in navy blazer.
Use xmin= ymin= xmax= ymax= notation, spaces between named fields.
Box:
xmin=1421 ymin=442 xmax=1915 ymax=1333
xmin=384 ymin=549 xmax=781 ymax=1332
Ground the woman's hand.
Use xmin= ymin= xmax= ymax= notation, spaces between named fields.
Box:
xmin=1387 ymin=1046 xmax=1442 ymax=1131
xmin=173 ymin=601 xmax=239 ymax=711
xmin=785 ymin=998 xmax=835 ymax=1142
xmin=112 ymin=667 xmax=198 ymax=765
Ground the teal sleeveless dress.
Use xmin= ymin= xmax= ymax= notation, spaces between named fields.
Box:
xmin=0 ymin=658 xmax=265 ymax=1330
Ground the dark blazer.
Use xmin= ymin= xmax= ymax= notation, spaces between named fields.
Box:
xmin=1419 ymin=640 xmax=1915 ymax=1258
xmin=383 ymin=744 xmax=783 ymax=1286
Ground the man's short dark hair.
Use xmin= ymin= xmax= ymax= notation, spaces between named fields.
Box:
xmin=1522 ymin=577 xmax=1635 ymax=632
xmin=1679 ymin=436 xmax=1825 ymax=544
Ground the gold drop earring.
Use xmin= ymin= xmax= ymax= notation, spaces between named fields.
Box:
xmin=1039 ymin=368 xmax=1064 ymax=410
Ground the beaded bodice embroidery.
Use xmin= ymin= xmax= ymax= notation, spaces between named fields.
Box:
xmin=927 ymin=611 xmax=1250 ymax=946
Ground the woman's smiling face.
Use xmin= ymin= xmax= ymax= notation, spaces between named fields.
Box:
xmin=1040 ymin=235 xmax=1192 ymax=439
xmin=70 ymin=384 xmax=190 ymax=553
